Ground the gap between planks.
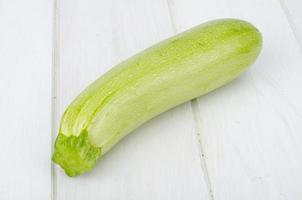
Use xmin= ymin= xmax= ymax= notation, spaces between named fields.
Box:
xmin=51 ymin=0 xmax=59 ymax=199
xmin=278 ymin=0 xmax=302 ymax=54
xmin=166 ymin=0 xmax=214 ymax=199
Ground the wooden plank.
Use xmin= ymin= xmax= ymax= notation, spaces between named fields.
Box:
xmin=54 ymin=0 xmax=209 ymax=199
xmin=0 ymin=0 xmax=53 ymax=199
xmin=168 ymin=0 xmax=302 ymax=199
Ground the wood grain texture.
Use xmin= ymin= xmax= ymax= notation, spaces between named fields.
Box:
xmin=168 ymin=0 xmax=302 ymax=199
xmin=0 ymin=0 xmax=301 ymax=199
xmin=53 ymin=0 xmax=209 ymax=199
xmin=0 ymin=0 xmax=53 ymax=199
xmin=281 ymin=0 xmax=302 ymax=49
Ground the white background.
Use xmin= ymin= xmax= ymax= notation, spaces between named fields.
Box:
xmin=1 ymin=0 xmax=302 ymax=199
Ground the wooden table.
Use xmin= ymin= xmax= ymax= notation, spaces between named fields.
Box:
xmin=1 ymin=0 xmax=302 ymax=199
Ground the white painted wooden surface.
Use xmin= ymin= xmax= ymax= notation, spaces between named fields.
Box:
xmin=1 ymin=0 xmax=302 ymax=199
xmin=0 ymin=0 xmax=53 ymax=199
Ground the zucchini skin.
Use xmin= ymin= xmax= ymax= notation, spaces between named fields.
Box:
xmin=53 ymin=19 xmax=262 ymax=176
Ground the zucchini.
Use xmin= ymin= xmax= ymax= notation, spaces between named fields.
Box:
xmin=52 ymin=18 xmax=262 ymax=176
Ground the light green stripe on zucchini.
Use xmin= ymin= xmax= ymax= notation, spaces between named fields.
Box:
xmin=53 ymin=18 xmax=262 ymax=177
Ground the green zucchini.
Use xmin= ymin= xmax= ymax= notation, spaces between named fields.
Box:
xmin=52 ymin=18 xmax=262 ymax=177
